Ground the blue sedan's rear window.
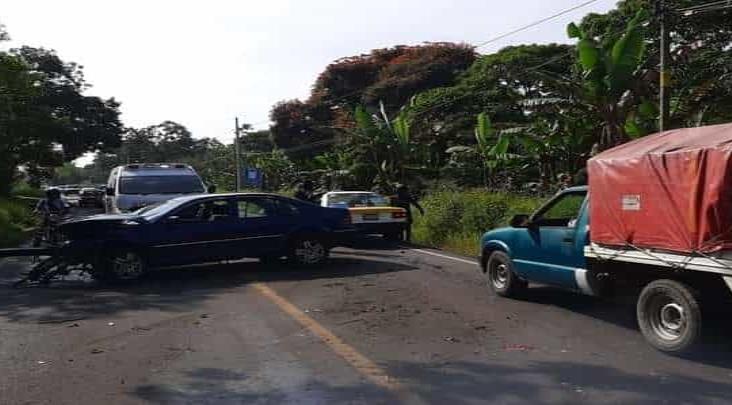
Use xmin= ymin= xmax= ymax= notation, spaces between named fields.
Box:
xmin=119 ymin=175 xmax=205 ymax=194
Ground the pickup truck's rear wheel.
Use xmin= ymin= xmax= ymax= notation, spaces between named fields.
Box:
xmin=637 ymin=279 xmax=701 ymax=353
xmin=486 ymin=251 xmax=526 ymax=297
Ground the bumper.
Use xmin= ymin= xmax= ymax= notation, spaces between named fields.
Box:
xmin=353 ymin=222 xmax=406 ymax=235
xmin=328 ymin=228 xmax=360 ymax=247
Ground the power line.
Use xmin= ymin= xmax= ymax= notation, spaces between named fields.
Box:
xmin=474 ymin=0 xmax=601 ymax=49
xmin=677 ymin=0 xmax=731 ymax=12
xmin=680 ymin=4 xmax=732 ymax=15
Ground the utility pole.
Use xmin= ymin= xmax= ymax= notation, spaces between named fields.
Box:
xmin=234 ymin=117 xmax=242 ymax=192
xmin=657 ymin=0 xmax=671 ymax=133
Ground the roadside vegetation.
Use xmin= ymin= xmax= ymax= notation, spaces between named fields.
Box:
xmin=412 ymin=189 xmax=543 ymax=256
xmin=0 ymin=198 xmax=35 ymax=248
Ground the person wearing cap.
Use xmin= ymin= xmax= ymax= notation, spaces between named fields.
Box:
xmin=33 ymin=187 xmax=70 ymax=246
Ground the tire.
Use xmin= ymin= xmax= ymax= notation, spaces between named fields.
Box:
xmin=485 ymin=251 xmax=527 ymax=297
xmin=289 ymin=236 xmax=329 ymax=267
xmin=637 ymin=279 xmax=701 ymax=353
xmin=94 ymin=249 xmax=147 ymax=282
xmin=384 ymin=231 xmax=402 ymax=242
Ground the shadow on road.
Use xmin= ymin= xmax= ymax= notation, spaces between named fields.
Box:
xmin=387 ymin=359 xmax=732 ymax=404
xmin=510 ymin=285 xmax=732 ymax=368
xmin=134 ymin=367 xmax=394 ymax=404
xmin=0 ymin=254 xmax=418 ymax=324
xmin=131 ymin=357 xmax=732 ymax=405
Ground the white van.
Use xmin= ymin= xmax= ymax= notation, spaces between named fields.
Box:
xmin=105 ymin=163 xmax=208 ymax=213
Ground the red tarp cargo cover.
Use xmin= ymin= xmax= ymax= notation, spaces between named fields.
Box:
xmin=588 ymin=123 xmax=732 ymax=254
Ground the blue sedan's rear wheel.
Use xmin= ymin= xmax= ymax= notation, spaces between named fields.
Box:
xmin=486 ymin=251 xmax=526 ymax=297
xmin=290 ymin=237 xmax=328 ymax=267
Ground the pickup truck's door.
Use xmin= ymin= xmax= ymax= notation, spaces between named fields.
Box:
xmin=511 ymin=191 xmax=587 ymax=288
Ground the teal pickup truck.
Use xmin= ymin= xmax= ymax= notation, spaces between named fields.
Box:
xmin=480 ymin=186 xmax=732 ymax=353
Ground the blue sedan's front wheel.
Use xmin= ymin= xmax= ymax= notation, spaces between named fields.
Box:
xmin=290 ymin=237 xmax=329 ymax=267
xmin=94 ymin=249 xmax=147 ymax=282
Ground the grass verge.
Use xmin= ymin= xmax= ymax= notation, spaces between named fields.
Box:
xmin=412 ymin=188 xmax=543 ymax=257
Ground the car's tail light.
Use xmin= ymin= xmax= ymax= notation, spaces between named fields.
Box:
xmin=392 ymin=211 xmax=407 ymax=219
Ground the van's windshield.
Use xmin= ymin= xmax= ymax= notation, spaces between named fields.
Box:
xmin=119 ymin=176 xmax=205 ymax=195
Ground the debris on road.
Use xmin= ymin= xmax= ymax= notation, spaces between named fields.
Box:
xmin=90 ymin=348 xmax=105 ymax=354
xmin=443 ymin=336 xmax=460 ymax=343
xmin=503 ymin=343 xmax=534 ymax=352
xmin=107 ymin=322 xmax=115 ymax=326
xmin=200 ymin=314 xmax=209 ymax=319
xmin=338 ymin=318 xmax=363 ymax=326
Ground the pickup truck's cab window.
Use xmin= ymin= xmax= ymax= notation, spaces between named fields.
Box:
xmin=533 ymin=192 xmax=586 ymax=227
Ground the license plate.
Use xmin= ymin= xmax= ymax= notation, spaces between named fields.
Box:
xmin=362 ymin=214 xmax=379 ymax=221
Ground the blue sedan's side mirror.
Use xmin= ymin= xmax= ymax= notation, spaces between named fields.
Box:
xmin=165 ymin=215 xmax=181 ymax=223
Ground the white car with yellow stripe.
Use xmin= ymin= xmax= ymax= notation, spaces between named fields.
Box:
xmin=320 ymin=191 xmax=407 ymax=240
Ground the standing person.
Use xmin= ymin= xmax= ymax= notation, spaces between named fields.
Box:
xmin=33 ymin=188 xmax=70 ymax=246
xmin=294 ymin=180 xmax=315 ymax=203
xmin=391 ymin=184 xmax=424 ymax=242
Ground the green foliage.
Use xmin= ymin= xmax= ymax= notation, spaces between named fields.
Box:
xmin=247 ymin=149 xmax=296 ymax=191
xmin=0 ymin=42 xmax=123 ymax=195
xmin=412 ymin=187 xmax=543 ymax=253
xmin=11 ymin=182 xmax=44 ymax=198
xmin=0 ymin=198 xmax=36 ymax=248
xmin=347 ymin=104 xmax=417 ymax=187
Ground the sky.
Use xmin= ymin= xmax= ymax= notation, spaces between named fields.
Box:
xmin=2 ymin=0 xmax=617 ymax=149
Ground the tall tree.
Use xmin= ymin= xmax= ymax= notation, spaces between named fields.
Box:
xmin=0 ymin=43 xmax=123 ymax=194
xmin=270 ymin=43 xmax=476 ymax=154
xmin=566 ymin=10 xmax=649 ymax=147
xmin=580 ymin=0 xmax=732 ymax=128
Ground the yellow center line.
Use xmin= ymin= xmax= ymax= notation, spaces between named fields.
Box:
xmin=252 ymin=282 xmax=423 ymax=404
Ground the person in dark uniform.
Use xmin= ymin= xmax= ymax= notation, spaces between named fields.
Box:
xmin=33 ymin=187 xmax=70 ymax=246
xmin=391 ymin=184 xmax=424 ymax=242
xmin=294 ymin=180 xmax=316 ymax=203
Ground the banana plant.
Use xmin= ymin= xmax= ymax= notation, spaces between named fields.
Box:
xmin=351 ymin=103 xmax=415 ymax=185
xmin=475 ymin=113 xmax=511 ymax=170
xmin=566 ymin=9 xmax=649 ymax=148
xmin=468 ymin=113 xmax=514 ymax=187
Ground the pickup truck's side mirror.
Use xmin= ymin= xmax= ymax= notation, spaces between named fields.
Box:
xmin=509 ymin=214 xmax=530 ymax=228
xmin=105 ymin=187 xmax=115 ymax=196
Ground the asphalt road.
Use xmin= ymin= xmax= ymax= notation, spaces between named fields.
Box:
xmin=1 ymin=211 xmax=732 ymax=404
